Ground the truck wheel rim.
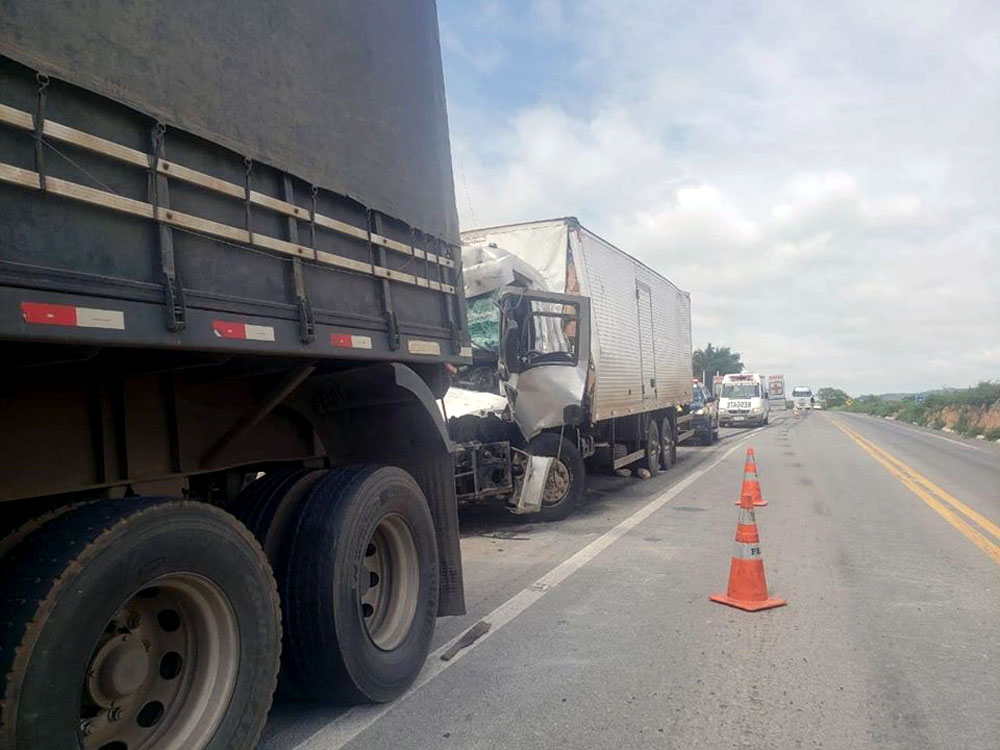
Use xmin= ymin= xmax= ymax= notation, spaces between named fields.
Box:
xmin=360 ymin=514 xmax=420 ymax=651
xmin=660 ymin=421 xmax=672 ymax=467
xmin=542 ymin=460 xmax=572 ymax=506
xmin=80 ymin=574 xmax=239 ymax=750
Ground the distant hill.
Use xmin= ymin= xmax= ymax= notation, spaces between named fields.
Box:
xmin=865 ymin=387 xmax=961 ymax=402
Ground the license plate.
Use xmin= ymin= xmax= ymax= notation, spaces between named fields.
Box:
xmin=733 ymin=416 xmax=745 ymax=421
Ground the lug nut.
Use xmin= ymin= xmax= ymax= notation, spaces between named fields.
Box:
xmin=108 ymin=707 xmax=124 ymax=722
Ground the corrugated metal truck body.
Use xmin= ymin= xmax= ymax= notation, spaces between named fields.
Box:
xmin=574 ymin=226 xmax=692 ymax=421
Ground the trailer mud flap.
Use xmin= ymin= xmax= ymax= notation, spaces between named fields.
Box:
xmin=510 ymin=455 xmax=554 ymax=515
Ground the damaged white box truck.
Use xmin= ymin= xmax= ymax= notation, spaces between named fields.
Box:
xmin=448 ymin=217 xmax=694 ymax=520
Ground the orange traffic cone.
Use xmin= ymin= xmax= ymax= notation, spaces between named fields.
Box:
xmin=712 ymin=486 xmax=786 ymax=612
xmin=734 ymin=447 xmax=766 ymax=506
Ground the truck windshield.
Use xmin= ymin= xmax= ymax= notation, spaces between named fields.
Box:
xmin=792 ymin=388 xmax=812 ymax=396
xmin=722 ymin=383 xmax=760 ymax=398
xmin=518 ymin=299 xmax=578 ymax=367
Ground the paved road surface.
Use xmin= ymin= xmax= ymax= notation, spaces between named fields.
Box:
xmin=261 ymin=411 xmax=999 ymax=750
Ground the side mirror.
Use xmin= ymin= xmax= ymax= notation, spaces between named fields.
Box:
xmin=502 ymin=320 xmax=521 ymax=374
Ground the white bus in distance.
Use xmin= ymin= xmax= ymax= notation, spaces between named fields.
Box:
xmin=719 ymin=373 xmax=771 ymax=427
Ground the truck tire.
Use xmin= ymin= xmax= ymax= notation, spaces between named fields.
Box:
xmin=231 ymin=467 xmax=327 ymax=697
xmin=660 ymin=417 xmax=675 ymax=469
xmin=276 ymin=465 xmax=439 ymax=703
xmin=642 ymin=420 xmax=661 ymax=477
xmin=529 ymin=433 xmax=586 ymax=521
xmin=0 ymin=499 xmax=97 ymax=559
xmin=0 ymin=499 xmax=281 ymax=750
xmin=232 ymin=466 xmax=326 ymax=560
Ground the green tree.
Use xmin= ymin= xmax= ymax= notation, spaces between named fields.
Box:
xmin=693 ymin=343 xmax=743 ymax=381
xmin=817 ymin=387 xmax=850 ymax=408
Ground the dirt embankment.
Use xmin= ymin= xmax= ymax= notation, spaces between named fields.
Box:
xmin=844 ymin=383 xmax=1000 ymax=440
xmin=932 ymin=402 xmax=1000 ymax=437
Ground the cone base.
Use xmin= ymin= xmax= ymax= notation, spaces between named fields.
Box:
xmin=709 ymin=593 xmax=786 ymax=611
xmin=734 ymin=500 xmax=768 ymax=506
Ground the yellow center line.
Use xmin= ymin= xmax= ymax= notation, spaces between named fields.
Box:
xmin=832 ymin=419 xmax=1000 ymax=565
xmin=837 ymin=420 xmax=1000 ymax=541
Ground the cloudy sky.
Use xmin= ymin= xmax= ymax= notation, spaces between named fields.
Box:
xmin=438 ymin=0 xmax=999 ymax=395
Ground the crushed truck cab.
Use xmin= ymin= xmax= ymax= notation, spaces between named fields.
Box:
xmin=448 ymin=218 xmax=694 ymax=520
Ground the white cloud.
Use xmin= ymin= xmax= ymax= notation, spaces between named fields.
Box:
xmin=443 ymin=0 xmax=1000 ymax=394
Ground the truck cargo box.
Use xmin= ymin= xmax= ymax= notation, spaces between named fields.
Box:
xmin=0 ymin=1 xmax=469 ymax=364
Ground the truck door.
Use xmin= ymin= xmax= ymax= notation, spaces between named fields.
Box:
xmin=498 ymin=288 xmax=591 ymax=440
xmin=636 ymin=283 xmax=656 ymax=400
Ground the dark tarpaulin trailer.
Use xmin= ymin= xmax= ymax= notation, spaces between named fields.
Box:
xmin=0 ymin=0 xmax=459 ymax=242
xmin=0 ymin=0 xmax=469 ymax=363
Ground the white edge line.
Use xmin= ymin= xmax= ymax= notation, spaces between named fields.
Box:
xmin=846 ymin=413 xmax=981 ymax=451
xmin=909 ymin=430 xmax=981 ymax=451
xmin=293 ymin=427 xmax=763 ymax=750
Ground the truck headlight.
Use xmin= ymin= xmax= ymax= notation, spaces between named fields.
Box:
xmin=750 ymin=407 xmax=763 ymax=414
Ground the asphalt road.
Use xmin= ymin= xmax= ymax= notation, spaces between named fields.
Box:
xmin=260 ymin=409 xmax=999 ymax=750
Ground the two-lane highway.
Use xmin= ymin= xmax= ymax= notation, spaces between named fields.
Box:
xmin=836 ymin=412 xmax=1000 ymax=550
xmin=261 ymin=411 xmax=999 ymax=750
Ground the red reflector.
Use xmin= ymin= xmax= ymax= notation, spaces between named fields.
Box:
xmin=212 ymin=320 xmax=247 ymax=339
xmin=21 ymin=302 xmax=77 ymax=326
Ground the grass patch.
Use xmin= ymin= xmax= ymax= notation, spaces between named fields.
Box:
xmin=953 ymin=413 xmax=974 ymax=437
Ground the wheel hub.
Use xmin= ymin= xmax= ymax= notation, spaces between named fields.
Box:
xmin=89 ymin=634 xmax=150 ymax=704
xmin=542 ymin=459 xmax=571 ymax=505
xmin=79 ymin=575 xmax=238 ymax=750
xmin=360 ymin=514 xmax=420 ymax=651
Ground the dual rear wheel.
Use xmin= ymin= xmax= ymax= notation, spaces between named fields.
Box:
xmin=235 ymin=465 xmax=438 ymax=703
xmin=0 ymin=465 xmax=438 ymax=749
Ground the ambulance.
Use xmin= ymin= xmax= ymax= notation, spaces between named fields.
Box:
xmin=718 ymin=372 xmax=771 ymax=427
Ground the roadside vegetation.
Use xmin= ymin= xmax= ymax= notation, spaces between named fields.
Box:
xmin=839 ymin=381 xmax=1000 ymax=440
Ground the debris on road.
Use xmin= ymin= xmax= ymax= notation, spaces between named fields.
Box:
xmin=440 ymin=620 xmax=492 ymax=661
xmin=479 ymin=530 xmax=531 ymax=541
